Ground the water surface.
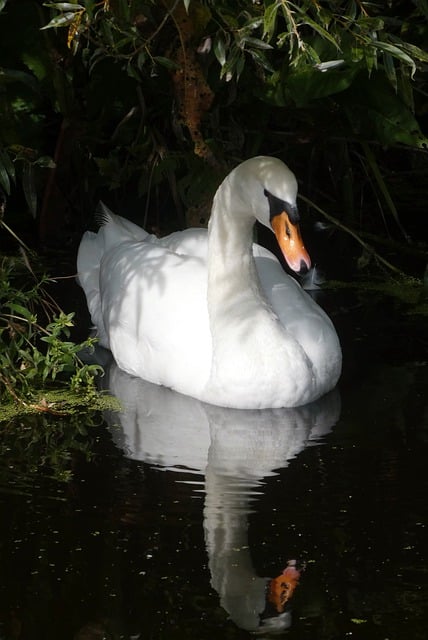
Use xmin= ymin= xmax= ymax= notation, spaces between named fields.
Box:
xmin=1 ymin=291 xmax=427 ymax=639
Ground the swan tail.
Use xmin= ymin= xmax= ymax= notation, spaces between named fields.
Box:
xmin=95 ymin=202 xmax=152 ymax=250
xmin=77 ymin=203 xmax=153 ymax=347
xmin=77 ymin=229 xmax=110 ymax=347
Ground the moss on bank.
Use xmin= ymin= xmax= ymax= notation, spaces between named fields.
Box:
xmin=0 ymin=386 xmax=121 ymax=424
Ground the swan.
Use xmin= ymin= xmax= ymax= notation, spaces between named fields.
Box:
xmin=77 ymin=156 xmax=342 ymax=409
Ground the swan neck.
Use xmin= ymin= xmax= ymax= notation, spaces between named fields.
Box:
xmin=208 ymin=188 xmax=254 ymax=258
xmin=207 ymin=191 xmax=259 ymax=307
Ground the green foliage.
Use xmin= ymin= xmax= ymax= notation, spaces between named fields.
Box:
xmin=0 ymin=255 xmax=103 ymax=410
xmin=0 ymin=0 xmax=427 ymax=270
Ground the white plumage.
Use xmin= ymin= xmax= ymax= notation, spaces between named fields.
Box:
xmin=77 ymin=156 xmax=342 ymax=409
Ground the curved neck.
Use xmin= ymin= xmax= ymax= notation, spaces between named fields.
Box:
xmin=207 ymin=187 xmax=263 ymax=321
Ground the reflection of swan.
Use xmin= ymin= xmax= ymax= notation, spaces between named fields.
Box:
xmin=103 ymin=362 xmax=341 ymax=632
xmin=78 ymin=156 xmax=341 ymax=409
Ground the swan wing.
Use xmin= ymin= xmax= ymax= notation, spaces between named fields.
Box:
xmin=98 ymin=239 xmax=212 ymax=396
xmin=254 ymin=247 xmax=342 ymax=395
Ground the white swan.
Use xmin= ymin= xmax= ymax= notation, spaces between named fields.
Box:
xmin=77 ymin=156 xmax=341 ymax=409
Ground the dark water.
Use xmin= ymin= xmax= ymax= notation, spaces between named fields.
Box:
xmin=1 ymin=291 xmax=427 ymax=639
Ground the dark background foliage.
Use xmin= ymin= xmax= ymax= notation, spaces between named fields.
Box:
xmin=0 ymin=0 xmax=427 ymax=278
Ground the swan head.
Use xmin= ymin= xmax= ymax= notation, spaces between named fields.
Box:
xmin=226 ymin=156 xmax=311 ymax=274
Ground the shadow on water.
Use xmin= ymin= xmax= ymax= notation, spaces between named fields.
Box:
xmin=0 ymin=290 xmax=427 ymax=639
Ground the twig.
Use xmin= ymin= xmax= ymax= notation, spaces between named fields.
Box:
xmin=298 ymin=193 xmax=404 ymax=275
xmin=0 ymin=220 xmax=33 ymax=253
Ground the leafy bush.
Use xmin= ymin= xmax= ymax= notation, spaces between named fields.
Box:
xmin=0 ymin=1 xmax=427 ymax=263
xmin=0 ymin=254 xmax=102 ymax=411
xmin=1 ymin=3 xmax=426 ymax=208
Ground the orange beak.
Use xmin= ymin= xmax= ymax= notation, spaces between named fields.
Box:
xmin=271 ymin=211 xmax=311 ymax=274
xmin=268 ymin=564 xmax=301 ymax=613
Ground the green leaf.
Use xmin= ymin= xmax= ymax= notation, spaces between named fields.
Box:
xmin=126 ymin=60 xmax=140 ymax=81
xmin=241 ymin=36 xmax=273 ymax=50
xmin=136 ymin=50 xmax=147 ymax=70
xmin=221 ymin=47 xmax=245 ymax=81
xmin=43 ymin=2 xmax=84 ymax=10
xmin=0 ymin=161 xmax=10 ymax=195
xmin=286 ymin=64 xmax=360 ymax=106
xmin=383 ymin=53 xmax=397 ymax=92
xmin=372 ymin=40 xmax=416 ymax=77
xmin=261 ymin=70 xmax=288 ymax=106
xmin=248 ymin=49 xmax=275 ymax=73
xmin=34 ymin=155 xmax=56 ymax=168
xmin=214 ymin=32 xmax=227 ymax=67
xmin=0 ymin=0 xmax=8 ymax=11
xmin=40 ymin=12 xmax=76 ymax=30
xmin=368 ymin=107 xmax=427 ymax=147
xmin=241 ymin=16 xmax=263 ymax=32
xmin=114 ymin=36 xmax=134 ymax=52
xmin=397 ymin=69 xmax=414 ymax=111
xmin=153 ymin=56 xmax=180 ymax=70
xmin=1 ymin=154 xmax=14 ymax=179
xmin=88 ymin=48 xmax=105 ymax=74
xmin=21 ymin=51 xmax=49 ymax=83
xmin=293 ymin=8 xmax=341 ymax=52
xmin=0 ymin=148 xmax=15 ymax=194
xmin=364 ymin=44 xmax=377 ymax=75
xmin=263 ymin=1 xmax=279 ymax=40
xmin=22 ymin=162 xmax=37 ymax=218
xmin=357 ymin=16 xmax=384 ymax=33
xmin=7 ymin=303 xmax=37 ymax=323
xmin=183 ymin=0 xmax=191 ymax=12
xmin=398 ymin=40 xmax=428 ymax=64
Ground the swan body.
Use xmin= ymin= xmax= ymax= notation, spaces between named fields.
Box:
xmin=77 ymin=156 xmax=342 ymax=409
